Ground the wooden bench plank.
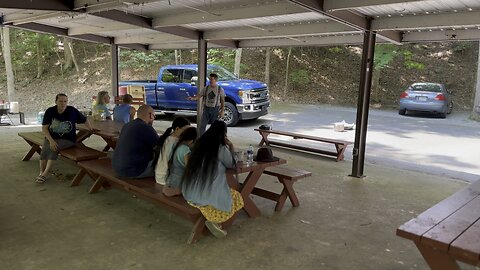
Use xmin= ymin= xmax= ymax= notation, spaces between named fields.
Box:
xmin=264 ymin=165 xmax=312 ymax=181
xmin=254 ymin=128 xmax=351 ymax=161
xmin=254 ymin=128 xmax=351 ymax=145
xmin=76 ymin=158 xmax=212 ymax=243
xmin=450 ymin=218 xmax=480 ymax=264
xmin=397 ymin=180 xmax=480 ymax=242
xmin=259 ymin=165 xmax=311 ymax=211
xmin=60 ymin=146 xmax=106 ymax=161
xmin=421 ymin=195 xmax=480 ymax=251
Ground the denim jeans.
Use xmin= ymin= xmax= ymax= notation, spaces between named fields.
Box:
xmin=199 ymin=106 xmax=219 ymax=135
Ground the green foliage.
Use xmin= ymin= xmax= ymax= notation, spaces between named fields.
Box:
xmin=328 ymin=47 xmax=343 ymax=53
xmin=289 ymin=69 xmax=310 ymax=86
xmin=403 ymin=50 xmax=425 ymax=70
xmin=451 ymin=42 xmax=472 ymax=53
xmin=10 ymin=29 xmax=57 ymax=74
xmin=207 ymin=49 xmax=235 ymax=71
xmin=374 ymin=44 xmax=398 ymax=70
xmin=119 ymin=50 xmax=173 ymax=69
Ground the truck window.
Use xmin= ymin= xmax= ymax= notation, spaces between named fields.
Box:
xmin=182 ymin=69 xmax=197 ymax=83
xmin=162 ymin=69 xmax=182 ymax=83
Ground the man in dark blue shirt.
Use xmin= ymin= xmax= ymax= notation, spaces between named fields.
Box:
xmin=36 ymin=93 xmax=93 ymax=184
xmin=112 ymin=105 xmax=159 ymax=178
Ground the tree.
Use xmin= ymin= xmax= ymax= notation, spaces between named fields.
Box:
xmin=1 ymin=27 xmax=15 ymax=101
xmin=284 ymin=47 xmax=292 ymax=97
xmin=264 ymin=48 xmax=270 ymax=86
xmin=372 ymin=44 xmax=399 ymax=102
xmin=66 ymin=39 xmax=80 ymax=74
xmin=234 ymin=48 xmax=242 ymax=77
xmin=472 ymin=41 xmax=480 ymax=121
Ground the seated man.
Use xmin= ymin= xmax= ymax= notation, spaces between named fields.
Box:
xmin=36 ymin=93 xmax=93 ymax=183
xmin=112 ymin=105 xmax=159 ymax=178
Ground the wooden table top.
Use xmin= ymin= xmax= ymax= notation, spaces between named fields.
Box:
xmin=397 ymin=180 xmax=480 ymax=265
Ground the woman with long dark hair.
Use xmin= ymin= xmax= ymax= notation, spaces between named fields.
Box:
xmin=154 ymin=117 xmax=190 ymax=184
xmin=163 ymin=126 xmax=197 ymax=197
xmin=182 ymin=120 xmax=244 ymax=238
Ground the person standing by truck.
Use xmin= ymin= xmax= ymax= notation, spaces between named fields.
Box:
xmin=187 ymin=73 xmax=225 ymax=135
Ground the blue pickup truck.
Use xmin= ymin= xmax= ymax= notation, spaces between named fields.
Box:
xmin=119 ymin=64 xmax=270 ymax=126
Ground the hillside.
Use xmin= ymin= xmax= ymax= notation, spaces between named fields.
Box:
xmin=0 ymin=36 xmax=478 ymax=114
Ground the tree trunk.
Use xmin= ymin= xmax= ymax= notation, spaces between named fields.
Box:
xmin=371 ymin=68 xmax=381 ymax=103
xmin=264 ymin=48 xmax=270 ymax=86
xmin=284 ymin=47 xmax=292 ymax=97
xmin=36 ymin=33 xmax=43 ymax=79
xmin=472 ymin=41 xmax=480 ymax=121
xmin=234 ymin=48 xmax=242 ymax=77
xmin=64 ymin=37 xmax=73 ymax=70
xmin=1 ymin=28 xmax=15 ymax=101
xmin=174 ymin=49 xmax=179 ymax=65
xmin=178 ymin=49 xmax=182 ymax=64
xmin=68 ymin=41 xmax=80 ymax=74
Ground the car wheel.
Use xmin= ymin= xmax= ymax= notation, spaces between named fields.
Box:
xmin=447 ymin=101 xmax=453 ymax=114
xmin=398 ymin=109 xmax=406 ymax=115
xmin=221 ymin=102 xmax=239 ymax=127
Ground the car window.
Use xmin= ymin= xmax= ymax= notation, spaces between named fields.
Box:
xmin=411 ymin=84 xmax=442 ymax=92
xmin=182 ymin=69 xmax=197 ymax=83
xmin=161 ymin=69 xmax=182 ymax=83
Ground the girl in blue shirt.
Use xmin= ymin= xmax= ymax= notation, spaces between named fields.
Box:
xmin=163 ymin=126 xmax=197 ymax=197
xmin=93 ymin=90 xmax=111 ymax=120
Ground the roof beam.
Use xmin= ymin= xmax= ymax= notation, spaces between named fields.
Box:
xmin=91 ymin=9 xmax=200 ymax=40
xmin=238 ymin=34 xmax=363 ymax=47
xmin=4 ymin=22 xmax=116 ymax=44
xmin=403 ymin=29 xmax=480 ymax=42
xmin=323 ymin=0 xmax=426 ymax=11
xmin=152 ymin=1 xmax=307 ymax=27
xmin=120 ymin=44 xmax=149 ymax=51
xmin=114 ymin=34 xmax=186 ymax=44
xmin=204 ymin=21 xmax=355 ymax=40
xmin=288 ymin=0 xmax=402 ymax=44
xmin=2 ymin=11 xmax=63 ymax=25
xmin=372 ymin=11 xmax=480 ymax=31
xmin=92 ymin=10 xmax=151 ymax=29
xmin=90 ymin=9 xmax=236 ymax=48
xmin=0 ymin=0 xmax=73 ymax=11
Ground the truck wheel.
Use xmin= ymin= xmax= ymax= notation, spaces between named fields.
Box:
xmin=222 ymin=102 xmax=239 ymax=127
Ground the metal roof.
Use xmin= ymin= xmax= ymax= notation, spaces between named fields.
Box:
xmin=1 ymin=0 xmax=480 ymax=49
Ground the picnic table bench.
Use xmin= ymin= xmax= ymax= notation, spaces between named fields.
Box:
xmin=18 ymin=131 xmax=106 ymax=162
xmin=396 ymin=180 xmax=480 ymax=269
xmin=254 ymin=129 xmax=352 ymax=161
xmin=71 ymin=158 xmax=236 ymax=244
xmin=258 ymin=166 xmax=312 ymax=211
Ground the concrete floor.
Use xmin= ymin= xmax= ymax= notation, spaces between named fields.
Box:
xmin=1 ymin=122 xmax=478 ymax=270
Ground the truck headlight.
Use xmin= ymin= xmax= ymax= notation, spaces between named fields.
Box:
xmin=238 ymin=90 xmax=250 ymax=102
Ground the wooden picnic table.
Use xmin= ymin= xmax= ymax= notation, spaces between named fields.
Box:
xmin=397 ymin=180 xmax=480 ymax=269
xmin=77 ymin=117 xmax=124 ymax=151
xmin=227 ymin=158 xmax=286 ymax=218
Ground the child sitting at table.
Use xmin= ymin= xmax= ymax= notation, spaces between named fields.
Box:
xmin=154 ymin=117 xmax=190 ymax=185
xmin=163 ymin=126 xmax=197 ymax=197
xmin=113 ymin=94 xmax=136 ymax=123
xmin=181 ymin=120 xmax=244 ymax=238
xmin=93 ymin=90 xmax=111 ymax=120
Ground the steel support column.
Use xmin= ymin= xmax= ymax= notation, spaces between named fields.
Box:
xmin=351 ymin=21 xmax=376 ymax=178
xmin=111 ymin=44 xmax=119 ymax=98
xmin=197 ymin=34 xmax=208 ymax=132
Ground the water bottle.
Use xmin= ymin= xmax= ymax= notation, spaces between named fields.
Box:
xmin=247 ymin=145 xmax=254 ymax=165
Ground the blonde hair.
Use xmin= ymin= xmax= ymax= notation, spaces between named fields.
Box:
xmin=96 ymin=91 xmax=109 ymax=106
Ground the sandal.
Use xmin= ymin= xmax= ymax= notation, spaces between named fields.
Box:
xmin=35 ymin=175 xmax=47 ymax=184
